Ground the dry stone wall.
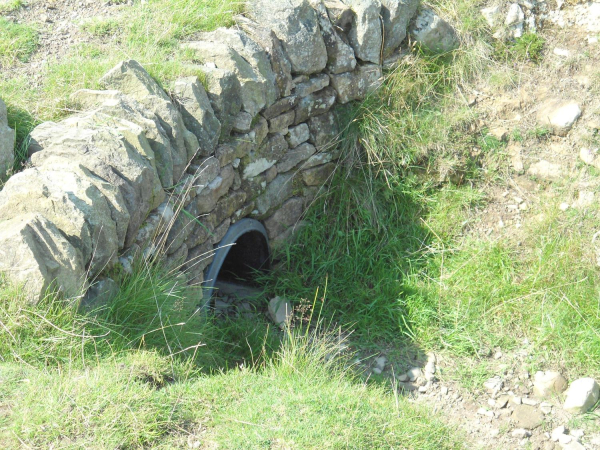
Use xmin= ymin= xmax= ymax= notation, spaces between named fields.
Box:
xmin=0 ymin=0 xmax=458 ymax=304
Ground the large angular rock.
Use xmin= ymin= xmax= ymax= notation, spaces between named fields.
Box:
xmin=241 ymin=134 xmax=289 ymax=179
xmin=533 ymin=371 xmax=568 ymax=398
xmin=195 ymin=165 xmax=235 ymax=214
xmin=183 ymin=29 xmax=277 ymax=117
xmin=381 ymin=0 xmax=420 ymax=56
xmin=536 ymin=99 xmax=582 ymax=136
xmin=80 ymin=277 xmax=119 ymax=312
xmin=329 ymin=63 xmax=382 ymax=104
xmin=70 ymin=89 xmax=175 ymax=188
xmin=294 ymin=74 xmax=330 ymax=98
xmin=286 ymin=123 xmax=311 ymax=148
xmin=325 ymin=0 xmax=354 ymax=29
xmin=262 ymin=96 xmax=299 ymax=120
xmin=302 ymin=162 xmax=335 ymax=185
xmin=28 ymin=114 xmax=165 ymax=247
xmin=564 ymin=378 xmax=600 ymax=414
xmin=200 ymin=66 xmax=242 ymax=138
xmin=0 ymin=166 xmax=120 ymax=276
xmin=410 ymin=7 xmax=460 ymax=54
xmin=0 ymin=98 xmax=15 ymax=180
xmin=165 ymin=202 xmax=197 ymax=256
xmin=173 ymin=77 xmax=221 ymax=157
xmin=310 ymin=0 xmax=357 ymax=74
xmin=99 ymin=60 xmax=192 ymax=182
xmin=0 ymin=214 xmax=87 ymax=303
xmin=248 ymin=0 xmax=328 ymax=75
xmin=237 ymin=17 xmax=294 ymax=98
xmin=343 ymin=0 xmax=383 ymax=64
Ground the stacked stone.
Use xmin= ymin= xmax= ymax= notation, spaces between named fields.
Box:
xmin=0 ymin=0 xmax=425 ymax=304
xmin=174 ymin=0 xmax=424 ymax=286
xmin=0 ymin=98 xmax=15 ymax=181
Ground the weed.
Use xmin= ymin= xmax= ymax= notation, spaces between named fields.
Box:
xmin=527 ymin=126 xmax=551 ymax=140
xmin=478 ymin=132 xmax=506 ymax=153
xmin=493 ymin=32 xmax=545 ymax=64
xmin=513 ymin=33 xmax=545 ymax=62
xmin=511 ymin=128 xmax=524 ymax=142
xmin=0 ymin=18 xmax=38 ymax=65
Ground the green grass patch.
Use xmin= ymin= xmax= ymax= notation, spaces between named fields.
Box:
xmin=0 ymin=0 xmax=24 ymax=13
xmin=402 ymin=203 xmax=600 ymax=376
xmin=0 ymin=326 xmax=462 ymax=449
xmin=493 ymin=32 xmax=546 ymax=64
xmin=81 ymin=17 xmax=121 ymax=37
xmin=0 ymin=18 xmax=38 ymax=65
xmin=0 ymin=267 xmax=462 ymax=448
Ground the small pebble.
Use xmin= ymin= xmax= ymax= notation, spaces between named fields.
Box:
xmin=374 ymin=356 xmax=387 ymax=371
xmin=551 ymin=426 xmax=566 ymax=442
xmin=512 ymin=428 xmax=532 ymax=438
xmin=540 ymin=402 xmax=553 ymax=414
xmin=407 ymin=367 xmax=422 ymax=382
xmin=522 ymin=398 xmax=538 ymax=406
xmin=571 ymin=429 xmax=584 ymax=439
xmin=558 ymin=434 xmax=572 ymax=444
xmin=553 ymin=47 xmax=571 ymax=57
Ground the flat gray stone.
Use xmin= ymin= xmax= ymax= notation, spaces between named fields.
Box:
xmin=268 ymin=296 xmax=293 ymax=328
xmin=512 ymin=404 xmax=544 ymax=429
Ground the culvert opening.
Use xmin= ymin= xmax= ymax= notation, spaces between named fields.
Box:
xmin=203 ymin=219 xmax=270 ymax=308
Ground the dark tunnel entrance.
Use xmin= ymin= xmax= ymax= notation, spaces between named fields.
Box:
xmin=217 ymin=230 xmax=270 ymax=283
xmin=203 ymin=219 xmax=270 ymax=306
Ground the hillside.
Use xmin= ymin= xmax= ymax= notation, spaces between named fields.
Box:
xmin=1 ymin=0 xmax=600 ymax=448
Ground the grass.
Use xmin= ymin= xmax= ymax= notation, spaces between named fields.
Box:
xmin=259 ymin=0 xmax=600 ymax=383
xmin=80 ymin=17 xmax=121 ymax=37
xmin=0 ymin=0 xmax=23 ymax=13
xmin=402 ymin=200 xmax=600 ymax=376
xmin=0 ymin=269 xmax=461 ymax=448
xmin=492 ymin=32 xmax=546 ymax=64
xmin=1 ymin=0 xmax=599 ymax=443
xmin=0 ymin=17 xmax=38 ymax=66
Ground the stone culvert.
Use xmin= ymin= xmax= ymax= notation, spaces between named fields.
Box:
xmin=0 ymin=0 xmax=454 ymax=304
